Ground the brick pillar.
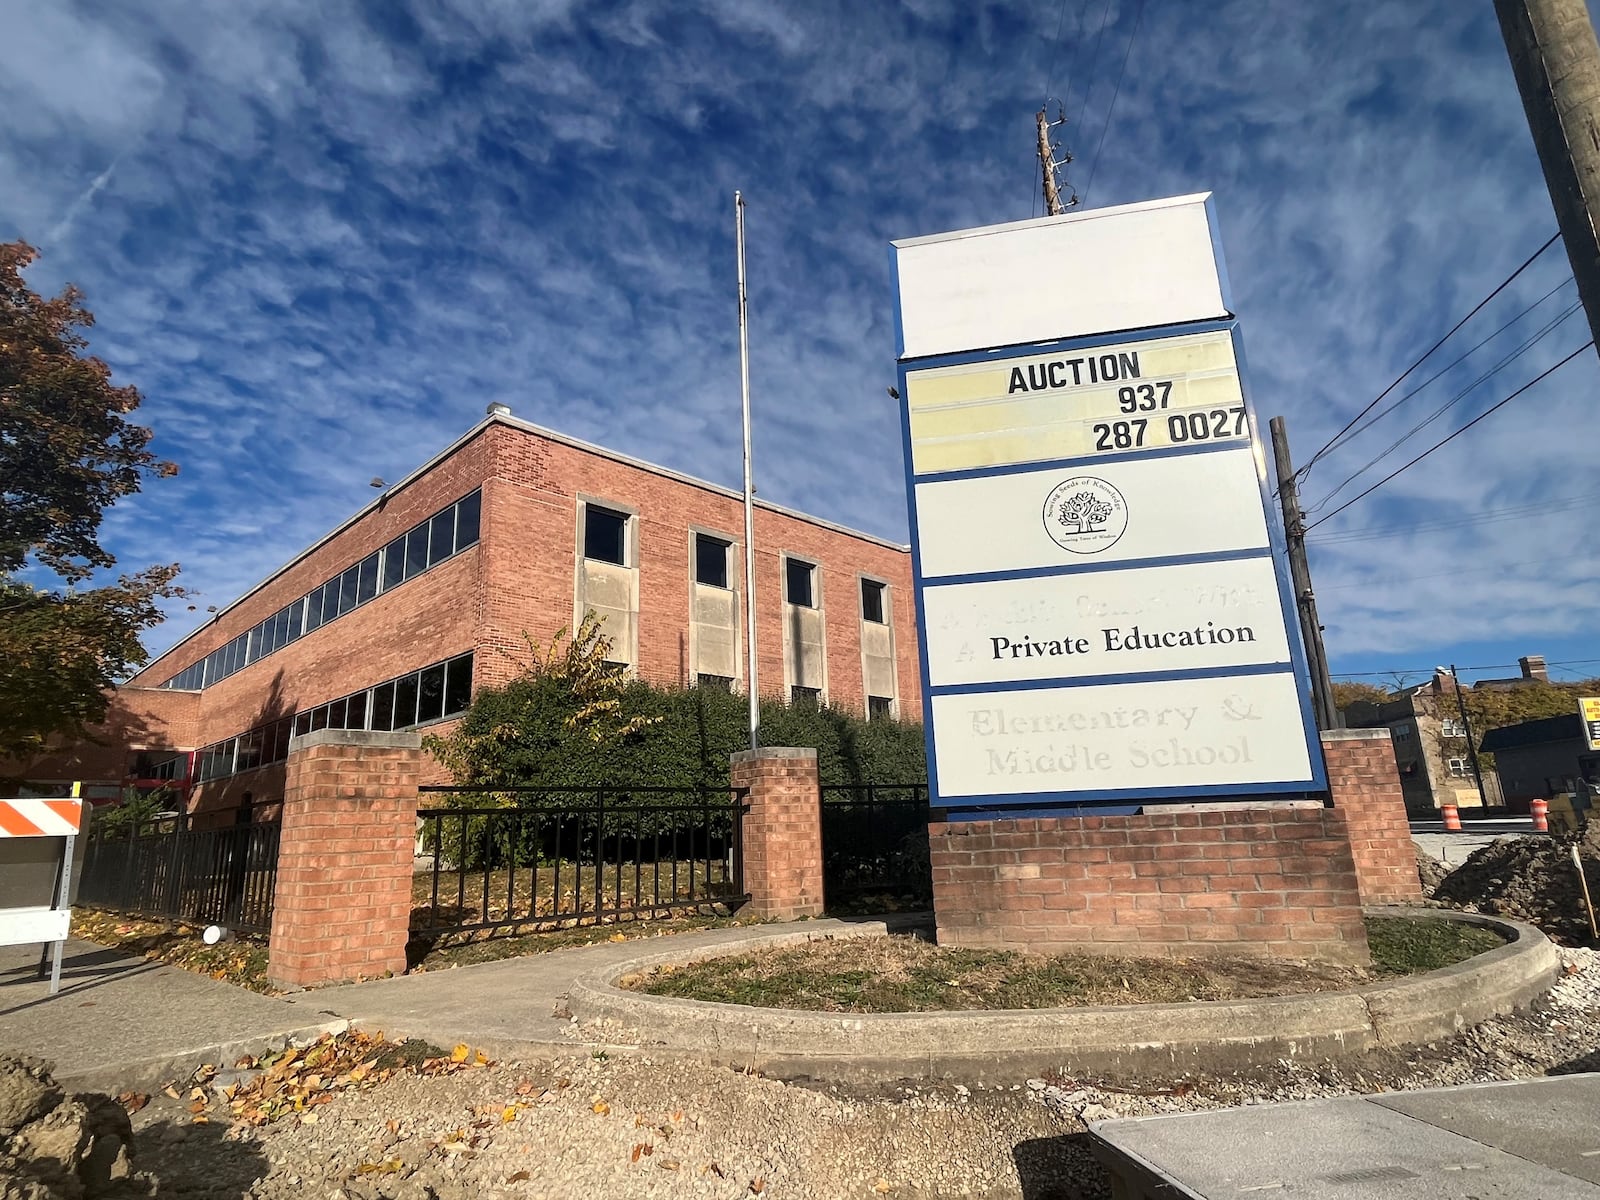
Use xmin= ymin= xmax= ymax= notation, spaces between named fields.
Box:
xmin=268 ymin=731 xmax=423 ymax=990
xmin=1323 ymin=729 xmax=1423 ymax=906
xmin=729 ymin=747 xmax=824 ymax=920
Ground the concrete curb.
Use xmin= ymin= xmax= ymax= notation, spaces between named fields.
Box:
xmin=566 ymin=910 xmax=1562 ymax=1083
xmin=51 ymin=1019 xmax=350 ymax=1094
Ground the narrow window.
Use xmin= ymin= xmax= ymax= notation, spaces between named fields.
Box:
xmin=393 ymin=673 xmax=420 ymax=729
xmin=338 ymin=565 xmax=360 ymax=615
xmin=369 ymin=681 xmax=396 ymax=731
xmin=356 ymin=552 xmax=380 ymax=604
xmin=698 ymin=674 xmax=733 ymax=692
xmin=584 ymin=505 xmax=628 ymax=565
xmin=304 ymin=585 xmax=326 ymax=632
xmin=868 ymin=695 xmax=893 ymax=721
xmin=791 ymin=685 xmax=820 ymax=709
xmin=428 ymin=510 xmax=454 ymax=567
xmin=345 ymin=690 xmax=368 ymax=731
xmin=695 ymin=534 xmax=730 ymax=588
xmin=785 ymin=558 xmax=816 ymax=608
xmin=293 ymin=711 xmax=312 ymax=737
xmin=404 ymin=525 xmax=429 ymax=579
xmin=444 ymin=654 xmax=474 ymax=715
xmin=454 ymin=489 xmax=482 ymax=551
xmin=325 ymin=697 xmax=348 ymax=729
xmin=416 ymin=663 xmax=446 ymax=724
xmin=309 ymin=705 xmax=329 ymax=733
xmin=861 ymin=579 xmax=886 ymax=624
xmin=382 ymin=535 xmax=406 ymax=591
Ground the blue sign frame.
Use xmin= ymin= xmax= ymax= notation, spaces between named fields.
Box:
xmin=894 ymin=317 xmax=1328 ymax=818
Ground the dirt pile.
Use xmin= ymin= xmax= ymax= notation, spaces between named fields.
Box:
xmin=0 ymin=1056 xmax=151 ymax=1200
xmin=1433 ymin=823 xmax=1600 ymax=944
xmin=1415 ymin=847 xmax=1448 ymax=897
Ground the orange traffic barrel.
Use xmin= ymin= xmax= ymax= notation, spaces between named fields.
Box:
xmin=1442 ymin=803 xmax=1462 ymax=831
xmin=1531 ymin=799 xmax=1550 ymax=833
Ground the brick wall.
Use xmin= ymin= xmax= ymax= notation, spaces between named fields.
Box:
xmin=729 ymin=747 xmax=825 ymax=920
xmin=1323 ymin=729 xmax=1423 ymax=906
xmin=0 ymin=686 xmax=202 ymax=788
xmin=267 ymin=731 xmax=421 ymax=989
xmin=930 ymin=806 xmax=1371 ymax=965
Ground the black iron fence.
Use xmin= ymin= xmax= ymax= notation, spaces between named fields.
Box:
xmin=78 ymin=812 xmax=281 ymax=935
xmin=412 ymin=785 xmax=749 ymax=939
xmin=820 ymin=783 xmax=932 ymax=905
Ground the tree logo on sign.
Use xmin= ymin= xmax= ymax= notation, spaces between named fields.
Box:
xmin=1043 ymin=476 xmax=1127 ymax=554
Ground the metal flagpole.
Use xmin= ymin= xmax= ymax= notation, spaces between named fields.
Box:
xmin=736 ymin=191 xmax=760 ymax=751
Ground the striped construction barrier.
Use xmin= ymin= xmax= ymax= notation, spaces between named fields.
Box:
xmin=0 ymin=797 xmax=84 ymax=838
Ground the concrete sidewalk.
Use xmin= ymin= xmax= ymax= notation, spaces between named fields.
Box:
xmin=0 ymin=939 xmax=345 ymax=1091
xmin=1091 ymin=1074 xmax=1600 ymax=1198
xmin=286 ymin=917 xmax=901 ymax=1061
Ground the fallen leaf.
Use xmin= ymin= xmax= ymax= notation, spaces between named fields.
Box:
xmin=705 ymin=1162 xmax=726 ymax=1179
xmin=592 ymin=1100 xmax=611 ymax=1116
xmin=515 ymin=1081 xmax=538 ymax=1096
xmin=502 ymin=1106 xmax=518 ymax=1123
xmin=609 ymin=933 xmax=627 ymax=942
xmin=450 ymin=1044 xmax=470 ymax=1064
xmin=506 ymin=1171 xmax=531 ymax=1183
xmin=750 ymin=1178 xmax=765 ymax=1194
xmin=386 ymin=1118 xmax=400 ymax=1135
xmin=670 ymin=1109 xmax=684 ymax=1122
xmin=162 ymin=1085 xmax=181 ymax=1101
xmin=187 ymin=1100 xmax=207 ymax=1115
xmin=657 ymin=1159 xmax=679 ymax=1171
xmin=874 ymin=1180 xmax=892 ymax=1194
xmin=356 ymin=1160 xmax=404 ymax=1175
xmin=300 ymin=1112 xmax=318 ymax=1125
xmin=117 ymin=1092 xmax=149 ymax=1114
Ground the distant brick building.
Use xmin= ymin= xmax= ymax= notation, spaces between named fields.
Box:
xmin=8 ymin=409 xmax=919 ymax=813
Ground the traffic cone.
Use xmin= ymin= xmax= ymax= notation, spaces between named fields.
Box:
xmin=1442 ymin=803 xmax=1462 ymax=831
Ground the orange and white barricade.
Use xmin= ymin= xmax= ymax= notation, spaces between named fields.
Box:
xmin=0 ymin=787 xmax=85 ymax=994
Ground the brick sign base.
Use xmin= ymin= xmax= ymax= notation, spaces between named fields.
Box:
xmin=930 ymin=803 xmax=1372 ymax=965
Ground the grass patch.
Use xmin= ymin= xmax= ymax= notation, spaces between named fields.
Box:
xmin=71 ymin=908 xmax=272 ymax=993
xmin=634 ymin=917 xmax=1508 ymax=1013
xmin=1365 ymin=915 xmax=1506 ymax=976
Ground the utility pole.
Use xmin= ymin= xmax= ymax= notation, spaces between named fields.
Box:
xmin=1449 ymin=665 xmax=1491 ymax=809
xmin=1495 ymin=0 xmax=1600 ymax=354
xmin=1269 ymin=417 xmax=1340 ymax=731
xmin=1035 ymin=107 xmax=1075 ymax=217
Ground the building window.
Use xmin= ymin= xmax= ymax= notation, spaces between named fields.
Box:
xmin=695 ymin=533 xmax=731 ymax=588
xmin=698 ymin=674 xmax=733 ymax=691
xmin=868 ymin=695 xmax=893 ymax=720
xmin=160 ymin=489 xmax=483 ymax=689
xmin=791 ymin=685 xmax=821 ymax=708
xmin=1392 ymin=724 xmax=1414 ymax=743
xmin=584 ymin=505 xmax=629 ymax=565
xmin=1447 ymin=756 xmax=1473 ymax=777
xmin=1441 ymin=718 xmax=1467 ymax=739
xmin=861 ymin=579 xmax=886 ymax=624
xmin=785 ymin=558 xmax=816 ymax=608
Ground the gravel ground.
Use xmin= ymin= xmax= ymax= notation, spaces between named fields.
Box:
xmin=108 ymin=947 xmax=1600 ymax=1200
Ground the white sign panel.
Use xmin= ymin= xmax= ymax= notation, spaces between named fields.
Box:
xmin=913 ymin=447 xmax=1270 ymax=579
xmin=930 ymin=672 xmax=1315 ymax=799
xmin=893 ymin=195 xmax=1229 ymax=360
xmin=920 ymin=557 xmax=1292 ymax=688
xmin=891 ymin=194 xmax=1324 ymax=811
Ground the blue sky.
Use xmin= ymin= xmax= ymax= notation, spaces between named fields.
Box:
xmin=3 ymin=0 xmax=1596 ymax=692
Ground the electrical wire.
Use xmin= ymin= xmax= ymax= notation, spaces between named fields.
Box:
xmin=1321 ymin=555 xmax=1578 ymax=591
xmin=1331 ymin=658 xmax=1600 ymax=679
xmin=1295 ymin=231 xmax=1561 ymax=482
xmin=1080 ymin=0 xmax=1145 ymax=206
xmin=1308 ymin=487 xmax=1600 ymax=546
xmin=1306 ymin=298 xmax=1584 ymax=511
xmin=1302 ymin=339 xmax=1594 ymax=535
xmin=1071 ymin=0 xmax=1115 ymax=133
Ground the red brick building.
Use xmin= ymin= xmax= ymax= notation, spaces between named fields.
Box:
xmin=12 ymin=409 xmax=919 ymax=811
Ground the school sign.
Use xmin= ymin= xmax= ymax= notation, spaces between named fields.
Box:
xmin=890 ymin=194 xmax=1325 ymax=815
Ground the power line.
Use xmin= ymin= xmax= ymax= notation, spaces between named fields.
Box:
xmin=1306 ymin=274 xmax=1574 ymax=490
xmin=1080 ymin=0 xmax=1145 ymax=206
xmin=1309 ymin=487 xmax=1600 ymax=546
xmin=1071 ymin=0 xmax=1115 ymax=132
xmin=1321 ymin=555 xmax=1575 ymax=590
xmin=1295 ymin=231 xmax=1561 ymax=482
xmin=1331 ymin=658 xmax=1600 ymax=679
xmin=1306 ymin=298 xmax=1584 ymax=511
xmin=1302 ymin=339 xmax=1594 ymax=535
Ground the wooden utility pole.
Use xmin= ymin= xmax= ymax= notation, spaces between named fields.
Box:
xmin=1450 ymin=664 xmax=1491 ymax=809
xmin=1035 ymin=107 xmax=1073 ymax=216
xmin=1495 ymin=0 xmax=1600 ymax=354
xmin=1270 ymin=417 xmax=1340 ymax=731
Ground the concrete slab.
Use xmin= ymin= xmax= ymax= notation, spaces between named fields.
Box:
xmin=1375 ymin=1075 xmax=1600 ymax=1186
xmin=1092 ymin=1077 xmax=1600 ymax=1199
xmin=0 ymin=939 xmax=345 ymax=1092
xmin=297 ymin=918 xmax=908 ymax=1062
xmin=1412 ymin=829 xmax=1536 ymax=866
